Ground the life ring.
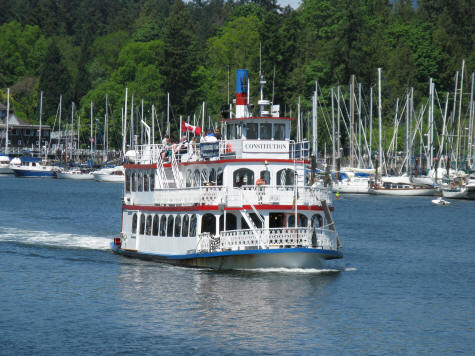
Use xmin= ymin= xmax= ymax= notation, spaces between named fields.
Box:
xmin=256 ymin=178 xmax=265 ymax=186
xmin=451 ymin=182 xmax=455 ymax=188
xmin=225 ymin=143 xmax=232 ymax=153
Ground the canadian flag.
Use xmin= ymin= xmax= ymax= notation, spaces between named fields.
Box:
xmin=181 ymin=121 xmax=202 ymax=135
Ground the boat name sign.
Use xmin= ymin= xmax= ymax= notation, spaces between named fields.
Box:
xmin=243 ymin=141 xmax=289 ymax=153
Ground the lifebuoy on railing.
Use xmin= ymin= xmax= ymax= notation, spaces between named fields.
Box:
xmin=226 ymin=143 xmax=232 ymax=153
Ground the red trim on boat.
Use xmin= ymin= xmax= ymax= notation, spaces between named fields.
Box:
xmin=163 ymin=158 xmax=308 ymax=168
xmin=124 ymin=163 xmax=157 ymax=169
xmin=122 ymin=204 xmax=331 ymax=212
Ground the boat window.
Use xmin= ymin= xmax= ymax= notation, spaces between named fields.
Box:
xmin=150 ymin=172 xmax=155 ymax=191
xmin=247 ymin=123 xmax=258 ymax=139
xmin=269 ymin=213 xmax=284 ymax=228
xmin=276 ymin=168 xmax=295 ymax=186
xmin=260 ymin=170 xmax=271 ymax=185
xmin=138 ymin=172 xmax=143 ymax=192
xmin=167 ymin=215 xmax=174 ymax=237
xmin=174 ymin=215 xmax=182 ymax=237
xmin=201 ymin=214 xmax=216 ymax=235
xmin=311 ymin=214 xmax=323 ymax=228
xmin=193 ymin=169 xmax=200 ymax=187
xmin=241 ymin=213 xmax=263 ymax=229
xmin=146 ymin=215 xmax=152 ymax=235
xmin=274 ymin=124 xmax=285 ymax=140
xmin=132 ymin=172 xmax=136 ymax=191
xmin=209 ymin=168 xmax=216 ymax=185
xmin=182 ymin=215 xmax=189 ymax=237
xmin=226 ymin=124 xmax=235 ymax=140
xmin=190 ymin=215 xmax=197 ymax=237
xmin=233 ymin=168 xmax=254 ymax=187
xmin=219 ymin=213 xmax=237 ymax=232
xmin=299 ymin=214 xmax=308 ymax=227
xmin=152 ymin=215 xmax=159 ymax=236
xmin=139 ymin=214 xmax=145 ymax=234
xmin=287 ymin=215 xmax=295 ymax=227
xmin=132 ymin=213 xmax=137 ymax=234
xmin=125 ymin=171 xmax=131 ymax=192
xmin=201 ymin=169 xmax=209 ymax=184
xmin=260 ymin=123 xmax=272 ymax=140
xmin=160 ymin=215 xmax=167 ymax=236
xmin=217 ymin=168 xmax=223 ymax=186
xmin=235 ymin=123 xmax=242 ymax=138
xmin=144 ymin=173 xmax=149 ymax=192
xmin=186 ymin=169 xmax=192 ymax=187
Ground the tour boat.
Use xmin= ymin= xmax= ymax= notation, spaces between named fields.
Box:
xmin=93 ymin=166 xmax=125 ymax=182
xmin=111 ymin=69 xmax=343 ymax=269
xmin=56 ymin=168 xmax=94 ymax=180
xmin=11 ymin=156 xmax=59 ymax=177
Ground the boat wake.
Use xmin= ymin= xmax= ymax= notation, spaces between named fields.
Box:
xmin=0 ymin=227 xmax=111 ymax=251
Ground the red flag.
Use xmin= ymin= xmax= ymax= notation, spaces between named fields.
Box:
xmin=181 ymin=121 xmax=202 ymax=135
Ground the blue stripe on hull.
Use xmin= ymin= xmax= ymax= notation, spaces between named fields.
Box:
xmin=13 ymin=170 xmax=55 ymax=177
xmin=111 ymin=243 xmax=343 ymax=269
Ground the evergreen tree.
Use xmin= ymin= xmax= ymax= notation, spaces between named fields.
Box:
xmin=38 ymin=42 xmax=72 ymax=120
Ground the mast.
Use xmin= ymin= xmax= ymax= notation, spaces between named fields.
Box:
xmin=39 ymin=91 xmax=43 ymax=156
xmin=350 ymin=75 xmax=355 ymax=168
xmin=428 ymin=78 xmax=434 ymax=171
xmin=59 ymin=95 xmax=62 ymax=150
xmin=105 ymin=95 xmax=109 ymax=158
xmin=467 ymin=72 xmax=474 ymax=168
xmin=166 ymin=92 xmax=170 ymax=136
xmin=369 ymin=86 xmax=373 ymax=168
xmin=130 ymin=95 xmax=134 ymax=150
xmin=152 ymin=104 xmax=155 ymax=145
xmin=337 ymin=86 xmax=341 ymax=161
xmin=358 ymin=82 xmax=362 ymax=168
xmin=90 ymin=101 xmax=93 ymax=155
xmin=405 ymin=91 xmax=409 ymax=174
xmin=378 ymin=68 xmax=383 ymax=177
xmin=312 ymin=81 xmax=318 ymax=157
xmin=455 ymin=60 xmax=464 ymax=171
xmin=123 ymin=88 xmax=128 ymax=155
xmin=5 ymin=88 xmax=9 ymax=154
xmin=331 ymin=87 xmax=336 ymax=171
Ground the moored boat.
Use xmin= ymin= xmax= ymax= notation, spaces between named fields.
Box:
xmin=0 ymin=155 xmax=13 ymax=174
xmin=11 ymin=157 xmax=59 ymax=177
xmin=93 ymin=166 xmax=125 ymax=182
xmin=369 ymin=181 xmax=437 ymax=196
xmin=57 ymin=169 xmax=94 ymax=180
xmin=111 ymin=69 xmax=343 ymax=269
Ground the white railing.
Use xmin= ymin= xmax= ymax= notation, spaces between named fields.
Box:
xmin=195 ymin=227 xmax=340 ymax=253
xmin=132 ymin=140 xmax=310 ymax=164
xmin=145 ymin=185 xmax=331 ymax=207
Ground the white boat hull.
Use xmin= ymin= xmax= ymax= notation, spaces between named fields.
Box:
xmin=334 ymin=184 xmax=369 ymax=194
xmin=442 ymin=189 xmax=468 ymax=199
xmin=0 ymin=166 xmax=13 ymax=174
xmin=94 ymin=173 xmax=124 ymax=182
xmin=57 ymin=171 xmax=94 ymax=180
xmin=370 ymin=188 xmax=436 ymax=196
xmin=112 ymin=245 xmax=341 ymax=270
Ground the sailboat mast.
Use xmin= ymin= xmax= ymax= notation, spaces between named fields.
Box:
xmin=455 ymin=60 xmax=464 ymax=171
xmin=123 ymin=88 xmax=128 ymax=155
xmin=467 ymin=72 xmax=474 ymax=167
xmin=369 ymin=86 xmax=373 ymax=167
xmin=5 ymin=88 xmax=9 ymax=154
xmin=331 ymin=87 xmax=336 ymax=171
xmin=39 ymin=91 xmax=43 ymax=156
xmin=90 ymin=101 xmax=93 ymax=155
xmin=378 ymin=68 xmax=383 ymax=176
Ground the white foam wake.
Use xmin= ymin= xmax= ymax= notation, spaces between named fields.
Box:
xmin=238 ymin=267 xmax=342 ymax=274
xmin=0 ymin=227 xmax=111 ymax=250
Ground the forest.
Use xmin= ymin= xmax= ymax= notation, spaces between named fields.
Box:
xmin=0 ymin=0 xmax=474 ymax=151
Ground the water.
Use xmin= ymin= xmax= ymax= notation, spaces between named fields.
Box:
xmin=1 ymin=176 xmax=474 ymax=355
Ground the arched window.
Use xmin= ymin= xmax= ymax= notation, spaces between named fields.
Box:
xmin=186 ymin=169 xmax=192 ymax=187
xmin=152 ymin=215 xmax=159 ymax=236
xmin=241 ymin=213 xmax=263 ymax=229
xmin=299 ymin=214 xmax=308 ymax=227
xmin=233 ymin=168 xmax=254 ymax=187
xmin=190 ymin=215 xmax=197 ymax=237
xmin=277 ymin=169 xmax=295 ymax=186
xmin=150 ymin=172 xmax=155 ymax=191
xmin=260 ymin=170 xmax=271 ymax=185
xmin=132 ymin=213 xmax=137 ymax=234
xmin=201 ymin=169 xmax=209 ymax=184
xmin=125 ymin=170 xmax=131 ymax=192
xmin=209 ymin=168 xmax=216 ymax=185
xmin=174 ymin=215 xmax=182 ymax=237
xmin=311 ymin=214 xmax=323 ymax=228
xmin=217 ymin=168 xmax=223 ymax=186
xmin=182 ymin=215 xmax=189 ymax=237
xmin=193 ymin=169 xmax=200 ymax=187
xmin=160 ymin=215 xmax=167 ymax=236
xmin=201 ymin=214 xmax=216 ymax=235
xmin=167 ymin=215 xmax=174 ymax=237
xmin=138 ymin=172 xmax=143 ymax=192
xmin=146 ymin=215 xmax=152 ymax=235
xmin=144 ymin=173 xmax=149 ymax=191
xmin=287 ymin=214 xmax=307 ymax=228
xmin=132 ymin=172 xmax=136 ymax=191
xmin=219 ymin=213 xmax=237 ymax=232
xmin=269 ymin=213 xmax=284 ymax=228
xmin=139 ymin=214 xmax=145 ymax=234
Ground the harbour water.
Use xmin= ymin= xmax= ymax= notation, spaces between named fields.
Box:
xmin=1 ymin=176 xmax=474 ymax=355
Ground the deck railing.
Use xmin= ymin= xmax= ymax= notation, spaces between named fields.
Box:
xmin=150 ymin=185 xmax=331 ymax=207
xmin=196 ymin=227 xmax=339 ymax=253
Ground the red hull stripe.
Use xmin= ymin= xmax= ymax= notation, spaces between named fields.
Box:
xmin=124 ymin=163 xmax=157 ymax=169
xmin=122 ymin=204 xmax=331 ymax=212
xmin=163 ymin=158 xmax=308 ymax=168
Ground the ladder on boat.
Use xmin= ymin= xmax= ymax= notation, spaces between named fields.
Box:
xmin=171 ymin=151 xmax=185 ymax=188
